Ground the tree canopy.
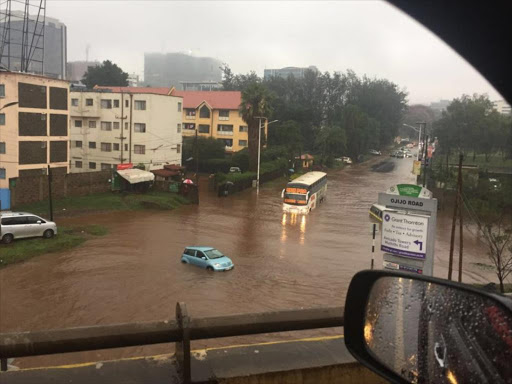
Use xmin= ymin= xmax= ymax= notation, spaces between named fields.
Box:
xmin=82 ymin=60 xmax=129 ymax=88
xmin=222 ymin=65 xmax=407 ymax=165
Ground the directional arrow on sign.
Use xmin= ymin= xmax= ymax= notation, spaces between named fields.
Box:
xmin=414 ymin=240 xmax=423 ymax=251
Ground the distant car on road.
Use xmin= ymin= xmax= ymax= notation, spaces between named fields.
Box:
xmin=0 ymin=212 xmax=57 ymax=244
xmin=229 ymin=167 xmax=242 ymax=173
xmin=396 ymin=151 xmax=406 ymax=159
xmin=489 ymin=178 xmax=501 ymax=191
xmin=181 ymin=246 xmax=234 ymax=271
xmin=369 ymin=149 xmax=381 ymax=156
xmin=341 ymin=157 xmax=353 ymax=164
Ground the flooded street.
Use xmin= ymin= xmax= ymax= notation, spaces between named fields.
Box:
xmin=0 ymin=157 xmax=493 ymax=368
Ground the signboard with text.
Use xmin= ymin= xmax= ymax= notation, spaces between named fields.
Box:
xmin=381 ymin=212 xmax=429 ymax=259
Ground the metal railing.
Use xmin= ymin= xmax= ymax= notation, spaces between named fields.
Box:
xmin=0 ymin=303 xmax=344 ymax=383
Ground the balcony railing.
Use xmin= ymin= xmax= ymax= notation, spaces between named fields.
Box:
xmin=185 ymin=115 xmax=196 ymax=120
xmin=217 ymin=130 xmax=233 ymax=136
xmin=218 ymin=116 xmax=229 ymax=121
xmin=0 ymin=303 xmax=344 ymax=384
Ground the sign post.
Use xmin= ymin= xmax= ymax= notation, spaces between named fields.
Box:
xmin=378 ymin=184 xmax=437 ymax=276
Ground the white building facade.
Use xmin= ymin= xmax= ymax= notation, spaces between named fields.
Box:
xmin=69 ymin=90 xmax=183 ymax=173
xmin=493 ymin=99 xmax=511 ymax=115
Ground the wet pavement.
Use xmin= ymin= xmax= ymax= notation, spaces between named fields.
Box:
xmin=0 ymin=156 xmax=493 ymax=368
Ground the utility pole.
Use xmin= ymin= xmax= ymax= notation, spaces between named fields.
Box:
xmin=422 ymin=134 xmax=429 ymax=187
xmin=47 ymin=165 xmax=53 ymax=221
xmin=448 ymin=153 xmax=463 ymax=280
xmin=194 ymin=128 xmax=199 ymax=185
xmin=129 ymin=94 xmax=133 ymax=163
xmin=457 ymin=153 xmax=464 ymax=283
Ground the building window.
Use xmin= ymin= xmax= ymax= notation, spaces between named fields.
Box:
xmin=89 ymin=141 xmax=96 ymax=149
xmin=134 ymin=144 xmax=145 ymax=154
xmin=101 ymin=163 xmax=111 ymax=171
xmin=124 ymin=122 xmax=128 ymax=130
xmin=217 ymin=124 xmax=233 ymax=134
xmin=0 ymin=84 xmax=5 ymax=97
xmin=100 ymin=99 xmax=112 ymax=109
xmin=176 ymin=144 xmax=181 ymax=154
xmin=0 ymin=168 xmax=5 ymax=179
xmin=101 ymin=121 xmax=112 ymax=131
xmin=177 ymin=123 xmax=181 ymax=133
xmin=0 ymin=142 xmax=5 ymax=154
xmin=219 ymin=110 xmax=230 ymax=120
xmin=134 ymin=100 xmax=146 ymax=110
xmin=185 ymin=109 xmax=196 ymax=117
xmin=125 ymin=100 xmax=129 ymax=107
xmin=239 ymin=125 xmax=248 ymax=132
xmin=75 ymin=160 xmax=82 ymax=168
xmin=124 ymin=144 xmax=128 ymax=151
xmin=86 ymin=98 xmax=93 ymax=106
xmin=223 ymin=139 xmax=233 ymax=148
xmin=184 ymin=123 xmax=196 ymax=130
xmin=199 ymin=105 xmax=210 ymax=118
xmin=71 ymin=98 xmax=79 ymax=107
xmin=198 ymin=124 xmax=210 ymax=133
xmin=101 ymin=142 xmax=112 ymax=152
xmin=0 ymin=113 xmax=5 ymax=125
xmin=134 ymin=123 xmax=146 ymax=132
xmin=89 ymin=162 xmax=96 ymax=169
xmin=113 ymin=122 xmax=120 ymax=129
xmin=74 ymin=119 xmax=82 ymax=127
xmin=178 ymin=102 xmax=182 ymax=112
xmin=75 ymin=140 xmax=82 ymax=148
xmin=89 ymin=120 xmax=96 ymax=128
xmin=114 ymin=100 xmax=120 ymax=108
xmin=113 ymin=143 xmax=120 ymax=151
xmin=239 ymin=139 xmax=248 ymax=147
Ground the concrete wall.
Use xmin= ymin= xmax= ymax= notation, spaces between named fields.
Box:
xmin=0 ymin=72 xmax=69 ymax=191
xmin=69 ymin=91 xmax=183 ymax=173
xmin=10 ymin=170 xmax=111 ymax=207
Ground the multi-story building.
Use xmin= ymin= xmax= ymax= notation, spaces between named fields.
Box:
xmin=493 ymin=99 xmax=511 ymax=115
xmin=67 ymin=61 xmax=101 ymax=82
xmin=144 ymin=52 xmax=223 ymax=88
xmin=68 ymin=87 xmax=182 ymax=173
xmin=263 ymin=66 xmax=319 ymax=80
xmin=0 ymin=71 xmax=69 ymax=210
xmin=170 ymin=89 xmax=267 ymax=153
xmin=0 ymin=12 xmax=67 ymax=79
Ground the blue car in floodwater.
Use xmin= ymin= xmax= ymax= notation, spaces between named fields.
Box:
xmin=181 ymin=246 xmax=234 ymax=271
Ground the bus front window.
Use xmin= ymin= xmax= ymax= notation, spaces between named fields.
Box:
xmin=284 ymin=193 xmax=308 ymax=205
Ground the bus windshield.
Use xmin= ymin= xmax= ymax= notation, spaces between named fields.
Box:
xmin=285 ymin=193 xmax=307 ymax=201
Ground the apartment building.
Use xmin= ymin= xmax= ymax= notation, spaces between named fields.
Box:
xmin=170 ymin=89 xmax=267 ymax=152
xmin=0 ymin=71 xmax=69 ymax=210
xmin=69 ymin=87 xmax=182 ymax=173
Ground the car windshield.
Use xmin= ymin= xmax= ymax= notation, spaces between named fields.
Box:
xmin=204 ymin=249 xmax=225 ymax=259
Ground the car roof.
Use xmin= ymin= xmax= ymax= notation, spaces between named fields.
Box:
xmin=185 ymin=246 xmax=215 ymax=252
xmin=0 ymin=211 xmax=37 ymax=217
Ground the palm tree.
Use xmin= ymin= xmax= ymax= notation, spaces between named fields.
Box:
xmin=240 ymin=83 xmax=274 ymax=171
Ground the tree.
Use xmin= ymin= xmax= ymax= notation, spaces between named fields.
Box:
xmin=314 ymin=124 xmax=346 ymax=164
xmin=401 ymin=104 xmax=437 ymax=138
xmin=268 ymin=120 xmax=303 ymax=162
xmin=182 ymin=136 xmax=226 ymax=164
xmin=240 ymin=82 xmax=274 ymax=171
xmin=82 ymin=60 xmax=129 ymax=88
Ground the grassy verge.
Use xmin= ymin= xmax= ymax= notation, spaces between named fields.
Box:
xmin=14 ymin=191 xmax=191 ymax=218
xmin=0 ymin=224 xmax=108 ymax=268
xmin=445 ymin=152 xmax=512 ymax=168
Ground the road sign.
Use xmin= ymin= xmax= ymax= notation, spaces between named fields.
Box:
xmin=381 ymin=212 xmax=429 ymax=259
xmin=378 ymin=188 xmax=437 ymax=276
xmin=386 ymin=184 xmax=432 ymax=198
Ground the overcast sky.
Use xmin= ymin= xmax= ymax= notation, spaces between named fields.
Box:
xmin=45 ymin=0 xmax=500 ymax=105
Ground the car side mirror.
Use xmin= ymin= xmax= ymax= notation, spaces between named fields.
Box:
xmin=37 ymin=220 xmax=42 ymax=224
xmin=344 ymin=270 xmax=512 ymax=384
xmin=281 ymin=189 xmax=285 ymax=198
xmin=201 ymin=257 xmax=207 ymax=260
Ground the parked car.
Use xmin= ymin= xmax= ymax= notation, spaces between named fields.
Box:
xmin=369 ymin=149 xmax=381 ymax=156
xmin=396 ymin=151 xmax=406 ymax=159
xmin=0 ymin=212 xmax=57 ymax=244
xmin=181 ymin=246 xmax=234 ymax=271
xmin=341 ymin=156 xmax=353 ymax=164
xmin=489 ymin=178 xmax=502 ymax=191
xmin=405 ymin=151 xmax=413 ymax=158
xmin=229 ymin=167 xmax=242 ymax=173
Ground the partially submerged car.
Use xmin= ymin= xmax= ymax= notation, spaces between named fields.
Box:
xmin=181 ymin=246 xmax=234 ymax=271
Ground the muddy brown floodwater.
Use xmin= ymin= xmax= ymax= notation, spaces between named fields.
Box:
xmin=0 ymin=157 xmax=494 ymax=368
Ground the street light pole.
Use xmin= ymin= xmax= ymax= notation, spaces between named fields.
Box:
xmin=254 ymin=117 xmax=278 ymax=195
xmin=402 ymin=123 xmax=422 ymax=160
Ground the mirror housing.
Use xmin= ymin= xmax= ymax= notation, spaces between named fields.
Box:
xmin=37 ymin=220 xmax=42 ymax=224
xmin=281 ymin=189 xmax=285 ymax=198
xmin=201 ymin=257 xmax=207 ymax=260
xmin=344 ymin=270 xmax=512 ymax=384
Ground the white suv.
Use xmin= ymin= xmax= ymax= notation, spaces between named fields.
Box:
xmin=0 ymin=212 xmax=57 ymax=244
